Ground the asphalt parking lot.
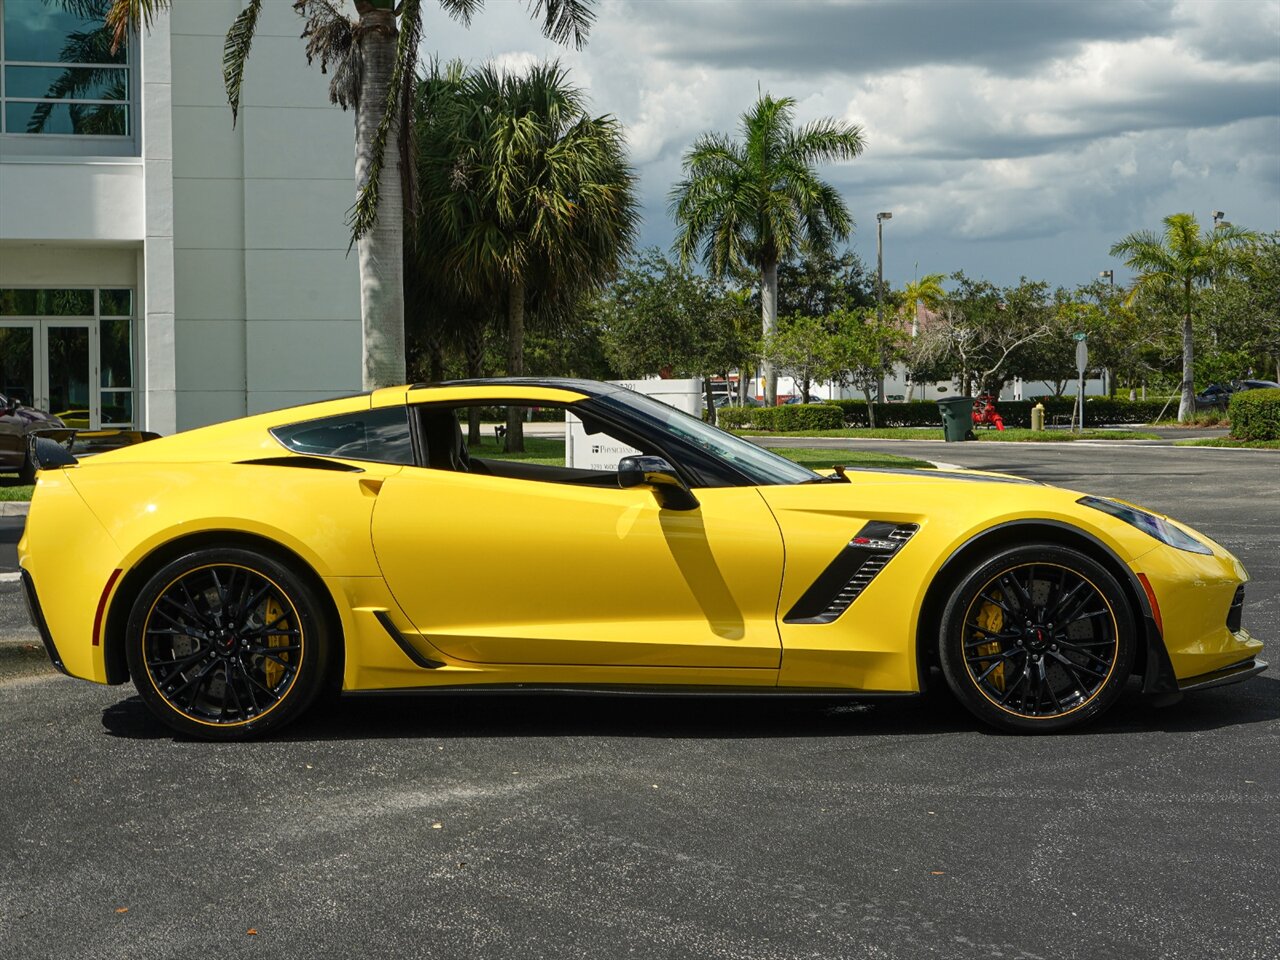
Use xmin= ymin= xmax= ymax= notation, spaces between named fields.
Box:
xmin=1 ymin=443 xmax=1277 ymax=960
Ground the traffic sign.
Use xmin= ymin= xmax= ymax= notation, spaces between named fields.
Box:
xmin=1075 ymin=339 xmax=1089 ymax=375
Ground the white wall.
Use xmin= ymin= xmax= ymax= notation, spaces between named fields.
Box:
xmin=169 ymin=0 xmax=361 ymax=429
xmin=0 ymin=159 xmax=145 ymax=242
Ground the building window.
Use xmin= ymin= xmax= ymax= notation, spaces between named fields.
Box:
xmin=0 ymin=287 xmax=136 ymax=429
xmin=1 ymin=0 xmax=130 ymax=137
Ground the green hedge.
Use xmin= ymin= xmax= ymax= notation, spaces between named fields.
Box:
xmin=824 ymin=397 xmax=1167 ymax=428
xmin=1229 ymin=388 xmax=1280 ymax=441
xmin=716 ymin=404 xmax=844 ymax=432
xmin=719 ymin=396 xmax=1171 ymax=431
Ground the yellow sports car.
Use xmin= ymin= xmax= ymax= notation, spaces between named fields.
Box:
xmin=18 ymin=379 xmax=1264 ymax=739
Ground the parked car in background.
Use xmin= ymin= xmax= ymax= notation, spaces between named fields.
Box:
xmin=1196 ymin=379 xmax=1280 ymax=410
xmin=714 ymin=395 xmax=765 ymax=408
xmin=0 ymin=393 xmax=73 ymax=483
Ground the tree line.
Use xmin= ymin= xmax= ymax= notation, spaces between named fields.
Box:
xmin=108 ymin=1 xmax=1280 ymax=431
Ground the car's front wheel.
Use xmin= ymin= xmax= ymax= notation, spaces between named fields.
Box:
xmin=125 ymin=548 xmax=333 ymax=740
xmin=938 ymin=544 xmax=1136 ymax=732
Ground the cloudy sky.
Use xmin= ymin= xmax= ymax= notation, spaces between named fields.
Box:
xmin=421 ymin=0 xmax=1280 ymax=291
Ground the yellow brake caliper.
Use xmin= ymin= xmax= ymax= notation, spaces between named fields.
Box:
xmin=975 ymin=591 xmax=1006 ymax=691
xmin=263 ymin=596 xmax=290 ymax=688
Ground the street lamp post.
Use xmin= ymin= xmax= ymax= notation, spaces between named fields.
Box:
xmin=1098 ymin=270 xmax=1114 ymax=396
xmin=1213 ymin=210 xmax=1226 ymax=228
xmin=876 ymin=211 xmax=892 ymax=402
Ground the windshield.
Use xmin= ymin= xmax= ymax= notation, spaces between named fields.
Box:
xmin=596 ymin=389 xmax=821 ymax=486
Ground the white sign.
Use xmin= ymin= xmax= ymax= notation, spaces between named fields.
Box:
xmin=1075 ymin=339 xmax=1089 ymax=375
xmin=565 ymin=377 xmax=703 ymax=469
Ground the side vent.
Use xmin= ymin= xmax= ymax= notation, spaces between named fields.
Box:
xmin=374 ymin=610 xmax=444 ymax=669
xmin=784 ymin=522 xmax=919 ymax=624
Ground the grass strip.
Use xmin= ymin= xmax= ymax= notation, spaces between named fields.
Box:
xmin=764 ymin=448 xmax=934 ymax=471
xmin=0 ymin=483 xmax=35 ymax=501
xmin=1173 ymin=438 xmax=1280 ymax=449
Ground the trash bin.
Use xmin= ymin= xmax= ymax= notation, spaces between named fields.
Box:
xmin=937 ymin=396 xmax=976 ymax=442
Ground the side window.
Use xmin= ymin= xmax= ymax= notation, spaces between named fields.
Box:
xmin=416 ymin=402 xmax=642 ymax=486
xmin=271 ymin=408 xmax=414 ymax=465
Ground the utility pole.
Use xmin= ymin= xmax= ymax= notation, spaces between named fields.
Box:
xmin=876 ymin=211 xmax=892 ymax=402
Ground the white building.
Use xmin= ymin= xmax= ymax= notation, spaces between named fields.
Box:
xmin=0 ymin=0 xmax=360 ymax=435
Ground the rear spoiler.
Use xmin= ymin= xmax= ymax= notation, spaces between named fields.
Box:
xmin=28 ymin=435 xmax=78 ymax=469
xmin=70 ymin=429 xmax=162 ymax=455
xmin=29 ymin=428 xmax=161 ymax=470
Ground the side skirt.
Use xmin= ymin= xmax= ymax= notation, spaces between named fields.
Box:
xmin=344 ymin=683 xmax=920 ymax=700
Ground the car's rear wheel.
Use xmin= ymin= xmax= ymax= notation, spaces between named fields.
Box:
xmin=938 ymin=544 xmax=1136 ymax=733
xmin=125 ymin=548 xmax=332 ymax=740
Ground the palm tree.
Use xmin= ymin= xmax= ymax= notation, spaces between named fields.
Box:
xmin=892 ymin=272 xmax=945 ymax=400
xmin=1110 ymin=213 xmax=1259 ymax=421
xmin=104 ymin=0 xmax=595 ymax=390
xmin=670 ymin=93 xmax=865 ymax=405
xmin=897 ymin=273 xmax=946 ymax=335
xmin=414 ymin=60 xmax=638 ymax=451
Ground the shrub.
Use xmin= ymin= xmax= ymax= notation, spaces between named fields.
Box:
xmin=1229 ymin=388 xmax=1280 ymax=441
xmin=722 ymin=396 xmax=1173 ymax=430
xmin=715 ymin=403 xmax=842 ymax=432
xmin=773 ymin=404 xmax=844 ymax=431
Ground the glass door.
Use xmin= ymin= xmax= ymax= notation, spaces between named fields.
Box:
xmin=0 ymin=321 xmax=38 ymax=469
xmin=0 ymin=321 xmax=37 ymax=406
xmin=41 ymin=321 xmax=99 ymax=429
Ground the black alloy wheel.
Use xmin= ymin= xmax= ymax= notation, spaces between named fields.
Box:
xmin=938 ymin=544 xmax=1136 ymax=732
xmin=125 ymin=548 xmax=332 ymax=739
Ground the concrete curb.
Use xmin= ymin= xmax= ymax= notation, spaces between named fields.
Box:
xmin=0 ymin=502 xmax=30 ymax=516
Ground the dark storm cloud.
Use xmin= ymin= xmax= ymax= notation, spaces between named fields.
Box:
xmin=635 ymin=0 xmax=1175 ymax=77
xmin=889 ymin=75 xmax=1280 ymax=162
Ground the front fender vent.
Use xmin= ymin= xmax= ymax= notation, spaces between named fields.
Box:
xmin=784 ymin=522 xmax=919 ymax=624
xmin=1227 ymin=585 xmax=1245 ymax=633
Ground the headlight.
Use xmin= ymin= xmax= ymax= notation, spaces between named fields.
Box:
xmin=1077 ymin=496 xmax=1212 ymax=555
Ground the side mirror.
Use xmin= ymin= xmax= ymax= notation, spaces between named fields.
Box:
xmin=618 ymin=455 xmax=699 ymax=511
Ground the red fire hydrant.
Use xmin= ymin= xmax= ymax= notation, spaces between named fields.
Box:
xmin=972 ymin=394 xmax=1006 ymax=431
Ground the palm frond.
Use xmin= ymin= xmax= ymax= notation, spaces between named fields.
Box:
xmin=350 ymin=0 xmax=423 ymax=242
xmin=295 ymin=0 xmax=359 ymax=108
xmin=529 ymin=0 xmax=596 ymax=49
xmin=223 ymin=0 xmax=263 ymax=126
xmin=104 ymin=0 xmax=171 ymax=54
xmin=786 ymin=118 xmax=866 ymax=164
xmin=437 ymin=0 xmax=482 ymax=26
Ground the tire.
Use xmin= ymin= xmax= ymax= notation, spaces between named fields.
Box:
xmin=937 ymin=544 xmax=1136 ymax=733
xmin=125 ymin=547 xmax=333 ymax=740
xmin=17 ymin=453 xmax=36 ymax=484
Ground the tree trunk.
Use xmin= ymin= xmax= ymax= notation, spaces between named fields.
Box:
xmin=703 ymin=377 xmax=716 ymax=426
xmin=355 ymin=6 xmax=405 ymax=390
xmin=862 ymin=386 xmax=877 ymax=428
xmin=1178 ymin=278 xmax=1195 ymax=422
xmin=761 ymin=259 xmax=779 ymax=406
xmin=464 ymin=321 xmax=485 ymax=446
xmin=506 ymin=279 xmax=526 ymax=452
